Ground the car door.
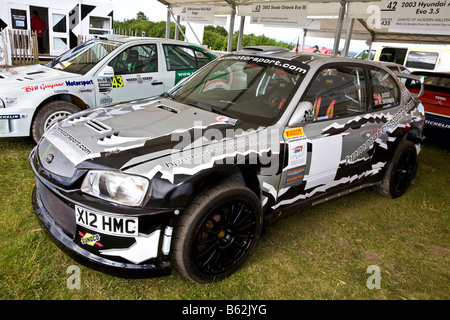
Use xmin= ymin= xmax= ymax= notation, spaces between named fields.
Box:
xmin=162 ymin=44 xmax=214 ymax=88
xmin=279 ymin=64 xmax=377 ymax=199
xmin=94 ymin=43 xmax=164 ymax=107
xmin=367 ymin=66 xmax=404 ymax=164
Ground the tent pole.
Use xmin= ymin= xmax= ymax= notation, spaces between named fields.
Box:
xmin=332 ymin=0 xmax=346 ymax=55
xmin=237 ymin=15 xmax=245 ymax=51
xmin=168 ymin=7 xmax=188 ymax=42
xmin=175 ymin=15 xmax=180 ymax=40
xmin=227 ymin=5 xmax=236 ymax=52
xmin=166 ymin=8 xmax=171 ymax=39
xmin=343 ymin=18 xmax=354 ymax=57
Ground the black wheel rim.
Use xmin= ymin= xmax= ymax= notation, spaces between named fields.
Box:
xmin=194 ymin=200 xmax=257 ymax=275
xmin=392 ymin=148 xmax=416 ymax=195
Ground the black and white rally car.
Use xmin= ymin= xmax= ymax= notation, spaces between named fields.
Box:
xmin=30 ymin=47 xmax=425 ymax=283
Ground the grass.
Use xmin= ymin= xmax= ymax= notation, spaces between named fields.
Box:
xmin=0 ymin=136 xmax=448 ymax=300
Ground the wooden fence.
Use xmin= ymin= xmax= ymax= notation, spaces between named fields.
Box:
xmin=77 ymin=34 xmax=95 ymax=45
xmin=0 ymin=29 xmax=39 ymax=66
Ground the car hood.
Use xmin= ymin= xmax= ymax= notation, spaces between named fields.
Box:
xmin=0 ymin=64 xmax=76 ymax=91
xmin=38 ymin=98 xmax=265 ymax=179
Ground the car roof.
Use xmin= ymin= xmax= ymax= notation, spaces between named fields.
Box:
xmin=233 ymin=47 xmax=388 ymax=68
xmin=94 ymin=34 xmax=209 ymax=49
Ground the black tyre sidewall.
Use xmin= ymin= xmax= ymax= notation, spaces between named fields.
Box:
xmin=378 ymin=140 xmax=417 ymax=199
xmin=31 ymin=101 xmax=80 ymax=143
xmin=171 ymin=180 xmax=263 ymax=284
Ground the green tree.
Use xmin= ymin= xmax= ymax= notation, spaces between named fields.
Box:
xmin=113 ymin=18 xmax=293 ymax=51
xmin=136 ymin=11 xmax=148 ymax=21
xmin=113 ymin=17 xmax=185 ymax=40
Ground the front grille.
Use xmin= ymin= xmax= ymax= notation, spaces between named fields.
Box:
xmin=36 ymin=178 xmax=76 ymax=239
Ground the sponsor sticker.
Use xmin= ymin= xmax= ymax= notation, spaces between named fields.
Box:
xmin=100 ymin=94 xmax=113 ymax=105
xmin=78 ymin=87 xmax=94 ymax=94
xmin=216 ymin=116 xmax=237 ymax=125
xmin=22 ymin=83 xmax=64 ymax=92
xmin=5 ymin=97 xmax=17 ymax=104
xmin=65 ymin=80 xmax=94 ymax=87
xmin=78 ymin=231 xmax=103 ymax=247
xmin=0 ymin=114 xmax=21 ymax=120
xmin=284 ymin=127 xmax=304 ymax=139
xmin=98 ymin=78 xmax=112 ymax=92
xmin=288 ymin=140 xmax=307 ymax=168
xmin=125 ymin=75 xmax=152 ymax=85
xmin=284 ymin=165 xmax=306 ymax=187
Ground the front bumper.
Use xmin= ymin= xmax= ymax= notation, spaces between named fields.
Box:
xmin=0 ymin=106 xmax=35 ymax=137
xmin=30 ymin=149 xmax=176 ymax=276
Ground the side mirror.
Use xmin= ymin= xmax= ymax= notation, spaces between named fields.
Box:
xmin=394 ymin=72 xmax=424 ymax=98
xmin=98 ymin=66 xmax=114 ymax=78
xmin=288 ymin=101 xmax=314 ymax=127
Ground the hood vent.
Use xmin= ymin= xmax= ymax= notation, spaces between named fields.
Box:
xmin=26 ymin=71 xmax=45 ymax=75
xmin=98 ymin=132 xmax=147 ymax=146
xmin=86 ymin=119 xmax=112 ymax=133
xmin=157 ymin=105 xmax=179 ymax=114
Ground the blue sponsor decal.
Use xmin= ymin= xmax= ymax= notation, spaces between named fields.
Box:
xmin=65 ymin=80 xmax=94 ymax=87
xmin=0 ymin=114 xmax=21 ymax=120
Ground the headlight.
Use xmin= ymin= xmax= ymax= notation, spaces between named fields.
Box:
xmin=81 ymin=170 xmax=150 ymax=207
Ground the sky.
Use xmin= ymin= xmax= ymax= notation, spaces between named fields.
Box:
xmin=109 ymin=0 xmax=367 ymax=52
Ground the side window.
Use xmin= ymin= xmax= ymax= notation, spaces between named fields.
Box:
xmin=303 ymin=66 xmax=366 ymax=121
xmin=405 ymin=51 xmax=438 ymax=70
xmin=163 ymin=45 xmax=212 ymax=70
xmin=109 ymin=44 xmax=158 ymax=75
xmin=370 ymin=68 xmax=400 ymax=110
xmin=194 ymin=49 xmax=213 ymax=68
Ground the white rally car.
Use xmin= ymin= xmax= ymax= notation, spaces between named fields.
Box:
xmin=0 ymin=36 xmax=217 ymax=143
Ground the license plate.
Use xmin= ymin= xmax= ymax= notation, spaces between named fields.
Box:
xmin=75 ymin=205 xmax=138 ymax=237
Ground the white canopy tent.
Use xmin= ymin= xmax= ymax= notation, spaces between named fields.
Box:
xmin=157 ymin=0 xmax=450 ymax=54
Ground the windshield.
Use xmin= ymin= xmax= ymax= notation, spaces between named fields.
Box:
xmin=46 ymin=40 xmax=122 ymax=75
xmin=169 ymin=55 xmax=309 ymax=126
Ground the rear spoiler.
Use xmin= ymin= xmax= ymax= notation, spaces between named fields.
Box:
xmin=394 ymin=72 xmax=424 ymax=99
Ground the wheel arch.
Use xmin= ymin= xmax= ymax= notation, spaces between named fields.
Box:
xmin=404 ymin=126 xmax=423 ymax=145
xmin=166 ymin=164 xmax=262 ymax=211
xmin=197 ymin=165 xmax=261 ymax=201
xmin=30 ymin=94 xmax=89 ymax=131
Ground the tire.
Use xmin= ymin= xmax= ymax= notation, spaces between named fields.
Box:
xmin=31 ymin=101 xmax=80 ymax=143
xmin=374 ymin=140 xmax=418 ymax=199
xmin=171 ymin=180 xmax=263 ymax=284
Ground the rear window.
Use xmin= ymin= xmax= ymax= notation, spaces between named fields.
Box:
xmin=405 ymin=51 xmax=438 ymax=70
xmin=370 ymin=68 xmax=400 ymax=110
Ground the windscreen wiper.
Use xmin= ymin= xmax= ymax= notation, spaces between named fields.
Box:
xmin=184 ymin=100 xmax=212 ymax=112
xmin=210 ymin=107 xmax=236 ymax=119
